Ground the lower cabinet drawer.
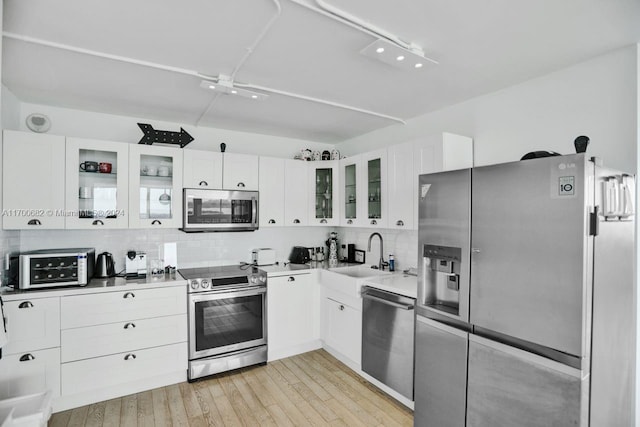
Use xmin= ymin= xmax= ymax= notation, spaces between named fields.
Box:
xmin=61 ymin=314 xmax=187 ymax=363
xmin=61 ymin=286 xmax=186 ymax=329
xmin=0 ymin=347 xmax=60 ymax=399
xmin=61 ymin=342 xmax=187 ymax=395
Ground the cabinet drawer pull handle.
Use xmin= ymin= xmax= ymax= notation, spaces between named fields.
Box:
xmin=92 ymin=220 xmax=104 ymax=226
xmin=123 ymin=292 xmax=135 ymax=299
xmin=287 ymin=276 xmax=295 ymax=282
xmin=396 ymin=220 xmax=404 ymax=226
xmin=339 ymin=305 xmax=345 ymax=311
xmin=19 ymin=301 xmax=34 ymax=309
xmin=19 ymin=354 xmax=35 ymax=362
xmin=151 ymin=220 xmax=162 ymax=225
xmin=124 ymin=354 xmax=136 ymax=361
xmin=320 ymin=219 xmax=328 ymax=224
xmin=293 ymin=219 xmax=300 ymax=224
xmin=347 ymin=219 xmax=353 ymax=225
xmin=370 ymin=219 xmax=377 ymax=225
xmin=268 ymin=219 xmax=276 ymax=224
xmin=124 ymin=322 xmax=136 ymax=329
xmin=237 ymin=182 xmax=245 ymax=188
xmin=199 ymin=181 xmax=208 ymax=186
xmin=27 ymin=219 xmax=41 ymax=226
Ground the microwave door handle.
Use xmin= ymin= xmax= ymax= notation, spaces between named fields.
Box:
xmin=252 ymin=197 xmax=258 ymax=227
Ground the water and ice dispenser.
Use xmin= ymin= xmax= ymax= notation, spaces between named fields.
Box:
xmin=422 ymin=244 xmax=462 ymax=316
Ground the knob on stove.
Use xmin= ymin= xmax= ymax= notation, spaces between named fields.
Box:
xmin=249 ymin=275 xmax=258 ymax=285
xmin=190 ymin=280 xmax=200 ymax=290
xmin=200 ymin=279 xmax=210 ymax=289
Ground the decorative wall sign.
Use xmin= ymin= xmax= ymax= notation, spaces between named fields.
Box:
xmin=137 ymin=123 xmax=194 ymax=147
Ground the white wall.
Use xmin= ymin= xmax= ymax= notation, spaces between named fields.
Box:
xmin=338 ymin=45 xmax=638 ymax=173
xmin=1 ymin=86 xmax=19 ymax=130
xmin=13 ymin=102 xmax=335 ymax=158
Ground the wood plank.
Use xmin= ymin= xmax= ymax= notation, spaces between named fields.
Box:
xmin=230 ymin=369 xmax=277 ymax=426
xmin=49 ymin=410 xmax=72 ymax=427
xmin=84 ymin=401 xmax=107 ymax=427
xmin=179 ymin=382 xmax=205 ymax=426
xmin=218 ymin=372 xmax=260 ymax=426
xmin=324 ymin=398 xmax=368 ymax=427
xmin=151 ymin=388 xmax=172 ymax=427
xmin=67 ymin=404 xmax=89 ymax=427
xmin=206 ymin=377 xmax=243 ymax=426
xmin=264 ymin=362 xmax=328 ymax=426
xmin=136 ymin=390 xmax=155 ymax=427
xmin=280 ymin=357 xmax=332 ymax=401
xmin=103 ymin=398 xmax=122 ymax=427
xmin=165 ymin=384 xmax=189 ymax=426
xmin=241 ymin=367 xmax=278 ymax=408
xmin=191 ymin=380 xmax=225 ymax=427
xmin=264 ymin=404 xmax=295 ymax=427
xmin=119 ymin=394 xmax=137 ymax=427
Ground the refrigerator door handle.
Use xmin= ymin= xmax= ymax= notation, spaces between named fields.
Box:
xmin=469 ymin=334 xmax=582 ymax=378
xmin=416 ymin=315 xmax=468 ymax=339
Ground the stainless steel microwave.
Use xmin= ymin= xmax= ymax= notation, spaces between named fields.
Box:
xmin=182 ymin=189 xmax=259 ymax=232
xmin=8 ymin=248 xmax=96 ymax=290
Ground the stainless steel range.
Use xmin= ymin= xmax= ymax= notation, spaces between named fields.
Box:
xmin=180 ymin=264 xmax=267 ymax=381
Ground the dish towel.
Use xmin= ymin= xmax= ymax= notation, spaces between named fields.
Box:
xmin=0 ymin=297 xmax=7 ymax=357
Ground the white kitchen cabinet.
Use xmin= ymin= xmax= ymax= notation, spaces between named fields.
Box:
xmin=0 ymin=348 xmax=61 ymax=400
xmin=413 ymin=133 xmax=473 ymax=228
xmin=387 ymin=141 xmax=415 ymax=230
xmin=65 ymin=137 xmax=129 ymax=229
xmin=183 ymin=149 xmax=223 ymax=189
xmin=61 ymin=286 xmax=186 ymax=329
xmin=129 ymin=144 xmax=183 ymax=228
xmin=0 ymin=295 xmax=61 ymax=399
xmin=61 ymin=342 xmax=187 ymax=395
xmin=223 ymin=153 xmax=259 ymax=191
xmin=283 ymin=159 xmax=308 ymax=226
xmin=259 ymin=156 xmax=285 ymax=227
xmin=267 ymin=272 xmax=320 ymax=361
xmin=323 ymin=295 xmax=362 ymax=366
xmin=2 ymin=130 xmax=65 ymax=230
xmin=339 ymin=155 xmax=362 ymax=227
xmin=360 ymin=149 xmax=387 ymax=229
xmin=308 ymin=160 xmax=340 ymax=226
xmin=61 ymin=314 xmax=187 ymax=363
xmin=1 ymin=297 xmax=60 ymax=356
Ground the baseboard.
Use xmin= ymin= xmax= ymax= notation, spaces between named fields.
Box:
xmin=52 ymin=370 xmax=187 ymax=412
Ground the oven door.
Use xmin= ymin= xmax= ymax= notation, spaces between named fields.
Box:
xmin=189 ymin=287 xmax=267 ymax=359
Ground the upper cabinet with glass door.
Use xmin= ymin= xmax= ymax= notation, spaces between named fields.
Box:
xmin=339 ymin=156 xmax=361 ymax=227
xmin=360 ymin=149 xmax=387 ymax=228
xmin=65 ymin=138 xmax=129 ymax=229
xmin=129 ymin=145 xmax=183 ymax=228
xmin=308 ymin=161 xmax=339 ymax=226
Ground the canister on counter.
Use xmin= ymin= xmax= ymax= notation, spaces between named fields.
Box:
xmin=389 ymin=254 xmax=395 ymax=272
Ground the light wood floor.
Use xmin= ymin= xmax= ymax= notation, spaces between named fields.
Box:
xmin=49 ymin=349 xmax=413 ymax=426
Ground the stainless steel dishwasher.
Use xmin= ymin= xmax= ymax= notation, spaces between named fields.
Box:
xmin=361 ymin=286 xmax=415 ymax=399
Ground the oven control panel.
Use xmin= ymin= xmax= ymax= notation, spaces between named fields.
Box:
xmin=186 ymin=269 xmax=267 ymax=293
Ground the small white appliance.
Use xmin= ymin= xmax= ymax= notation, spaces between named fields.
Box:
xmin=125 ymin=250 xmax=147 ymax=279
xmin=251 ymin=248 xmax=276 ymax=266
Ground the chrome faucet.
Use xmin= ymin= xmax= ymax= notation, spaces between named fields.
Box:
xmin=367 ymin=232 xmax=388 ymax=270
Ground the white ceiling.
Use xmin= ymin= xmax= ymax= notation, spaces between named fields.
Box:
xmin=3 ymin=0 xmax=640 ymax=143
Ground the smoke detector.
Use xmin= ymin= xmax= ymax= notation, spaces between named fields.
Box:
xmin=25 ymin=113 xmax=51 ymax=133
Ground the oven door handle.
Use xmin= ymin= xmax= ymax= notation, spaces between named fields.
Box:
xmin=190 ymin=286 xmax=266 ymax=302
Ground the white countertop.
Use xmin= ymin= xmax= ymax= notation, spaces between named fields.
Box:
xmin=0 ymin=273 xmax=186 ymax=301
xmin=362 ymin=273 xmax=418 ymax=299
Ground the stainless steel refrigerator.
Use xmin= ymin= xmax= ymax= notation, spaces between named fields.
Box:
xmin=415 ymin=154 xmax=635 ymax=427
